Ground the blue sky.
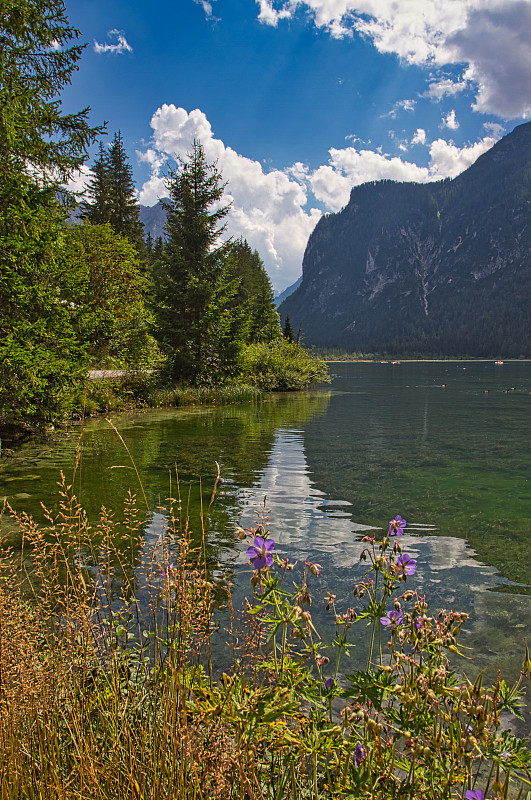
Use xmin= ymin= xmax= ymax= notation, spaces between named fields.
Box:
xmin=63 ymin=0 xmax=531 ymax=290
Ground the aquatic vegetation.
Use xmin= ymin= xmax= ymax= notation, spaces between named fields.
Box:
xmin=0 ymin=483 xmax=530 ymax=798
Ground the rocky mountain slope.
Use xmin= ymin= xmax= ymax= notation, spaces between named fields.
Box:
xmin=280 ymin=121 xmax=531 ymax=357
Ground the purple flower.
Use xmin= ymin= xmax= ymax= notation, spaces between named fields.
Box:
xmin=413 ymin=617 xmax=423 ymax=630
xmin=389 ymin=515 xmax=407 ymax=536
xmin=397 ymin=553 xmax=416 ymax=576
xmin=354 ymin=742 xmax=366 ymax=768
xmin=465 ymin=791 xmax=484 ymax=800
xmin=324 ymin=678 xmax=335 ymax=690
xmin=246 ymin=535 xmax=275 ymax=569
xmin=162 ymin=562 xmax=174 ymax=579
xmin=380 ymin=609 xmax=403 ymax=629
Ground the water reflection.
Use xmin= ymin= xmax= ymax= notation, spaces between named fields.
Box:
xmin=232 ymin=422 xmax=531 ymax=691
xmin=1 ymin=363 xmax=531 ymax=693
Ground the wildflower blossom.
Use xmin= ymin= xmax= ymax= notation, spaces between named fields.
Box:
xmin=389 ymin=514 xmax=406 ymax=536
xmin=465 ymin=790 xmax=484 ymax=800
xmin=397 ymin=553 xmax=417 ymax=576
xmin=246 ymin=535 xmax=275 ymax=569
xmin=354 ymin=743 xmax=366 ymax=768
xmin=380 ymin=609 xmax=403 ymax=629
xmin=324 ymin=678 xmax=335 ymax=690
xmin=162 ymin=562 xmax=174 ymax=579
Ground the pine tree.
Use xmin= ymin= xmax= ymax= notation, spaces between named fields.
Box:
xmin=0 ymin=0 xmax=102 ymax=428
xmin=283 ymin=314 xmax=295 ymax=343
xmin=227 ymin=239 xmax=281 ymax=343
xmin=79 ymin=142 xmax=111 ymax=224
xmin=80 ymin=131 xmax=144 ymax=250
xmin=154 ymin=140 xmax=240 ymax=383
xmin=107 ymin=131 xmax=144 ymax=248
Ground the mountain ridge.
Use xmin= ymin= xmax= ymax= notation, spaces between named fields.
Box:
xmin=279 ymin=121 xmax=531 ymax=357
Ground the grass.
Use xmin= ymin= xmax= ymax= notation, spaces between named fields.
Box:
xmin=73 ymin=374 xmax=264 ymax=418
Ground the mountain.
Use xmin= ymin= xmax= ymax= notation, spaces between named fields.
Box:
xmin=275 ymin=276 xmax=302 ymax=307
xmin=280 ymin=122 xmax=531 ymax=358
xmin=139 ymin=200 xmax=167 ymax=240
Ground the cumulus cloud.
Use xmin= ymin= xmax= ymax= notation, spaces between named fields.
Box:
xmin=446 ymin=2 xmax=531 ymax=118
xmin=256 ymin=0 xmax=531 ymax=119
xmin=411 ymin=128 xmax=427 ymax=145
xmin=62 ymin=165 xmax=93 ymax=196
xmin=441 ymin=109 xmax=459 ymax=130
xmin=428 ymin=134 xmax=497 ymax=178
xmin=94 ymin=29 xmax=133 ymax=55
xmin=310 ymin=147 xmax=431 ymax=211
xmin=138 ymin=105 xmax=321 ymax=290
xmin=138 ymin=106 xmax=502 ymax=288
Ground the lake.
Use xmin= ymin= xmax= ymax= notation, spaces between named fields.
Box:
xmin=1 ymin=361 xmax=531 ymax=689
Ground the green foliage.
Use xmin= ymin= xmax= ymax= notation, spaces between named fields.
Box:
xmin=0 ymin=0 xmax=101 ymax=179
xmin=241 ymin=338 xmax=330 ymax=390
xmin=58 ymin=222 xmax=159 ymax=368
xmin=283 ymin=313 xmax=295 ymax=342
xmin=80 ymin=132 xmax=145 ymax=251
xmin=154 ymin=140 xmax=246 ymax=383
xmin=0 ymin=0 xmax=102 ymax=429
xmin=226 ymin=239 xmax=282 ymax=344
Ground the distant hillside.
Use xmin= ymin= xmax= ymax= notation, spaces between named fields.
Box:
xmin=280 ymin=121 xmax=531 ymax=358
xmin=275 ymin=277 xmax=302 ymax=307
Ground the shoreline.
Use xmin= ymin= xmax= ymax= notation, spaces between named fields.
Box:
xmin=324 ymin=358 xmax=531 ymax=363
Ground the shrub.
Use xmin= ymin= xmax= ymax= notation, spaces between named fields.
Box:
xmin=241 ymin=339 xmax=330 ymax=391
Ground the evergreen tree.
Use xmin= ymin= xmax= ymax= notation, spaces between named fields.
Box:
xmin=227 ymin=239 xmax=281 ymax=343
xmin=107 ymin=131 xmax=144 ymax=249
xmin=0 ymin=0 xmax=102 ymax=428
xmin=79 ymin=142 xmax=111 ymax=224
xmin=80 ymin=131 xmax=144 ymax=250
xmin=283 ymin=314 xmax=295 ymax=343
xmin=154 ymin=140 xmax=242 ymax=383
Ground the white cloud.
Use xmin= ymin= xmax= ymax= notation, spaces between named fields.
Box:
xmin=139 ymin=105 xmax=321 ymax=290
xmin=256 ymin=0 xmax=297 ymax=26
xmin=384 ymin=98 xmax=417 ymax=118
xmin=411 ymin=128 xmax=427 ymax=145
xmin=138 ymin=106 xmax=503 ymax=288
xmin=442 ymin=109 xmax=459 ymax=129
xmin=62 ymin=165 xmax=93 ymax=196
xmin=256 ymin=0 xmax=531 ymax=119
xmin=193 ymin=0 xmax=219 ymax=21
xmin=483 ymin=121 xmax=505 ymax=137
xmin=310 ymin=147 xmax=431 ymax=211
xmin=428 ymin=134 xmax=497 ymax=178
xmin=94 ymin=29 xmax=133 ymax=55
xmin=425 ymin=76 xmax=468 ymax=101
